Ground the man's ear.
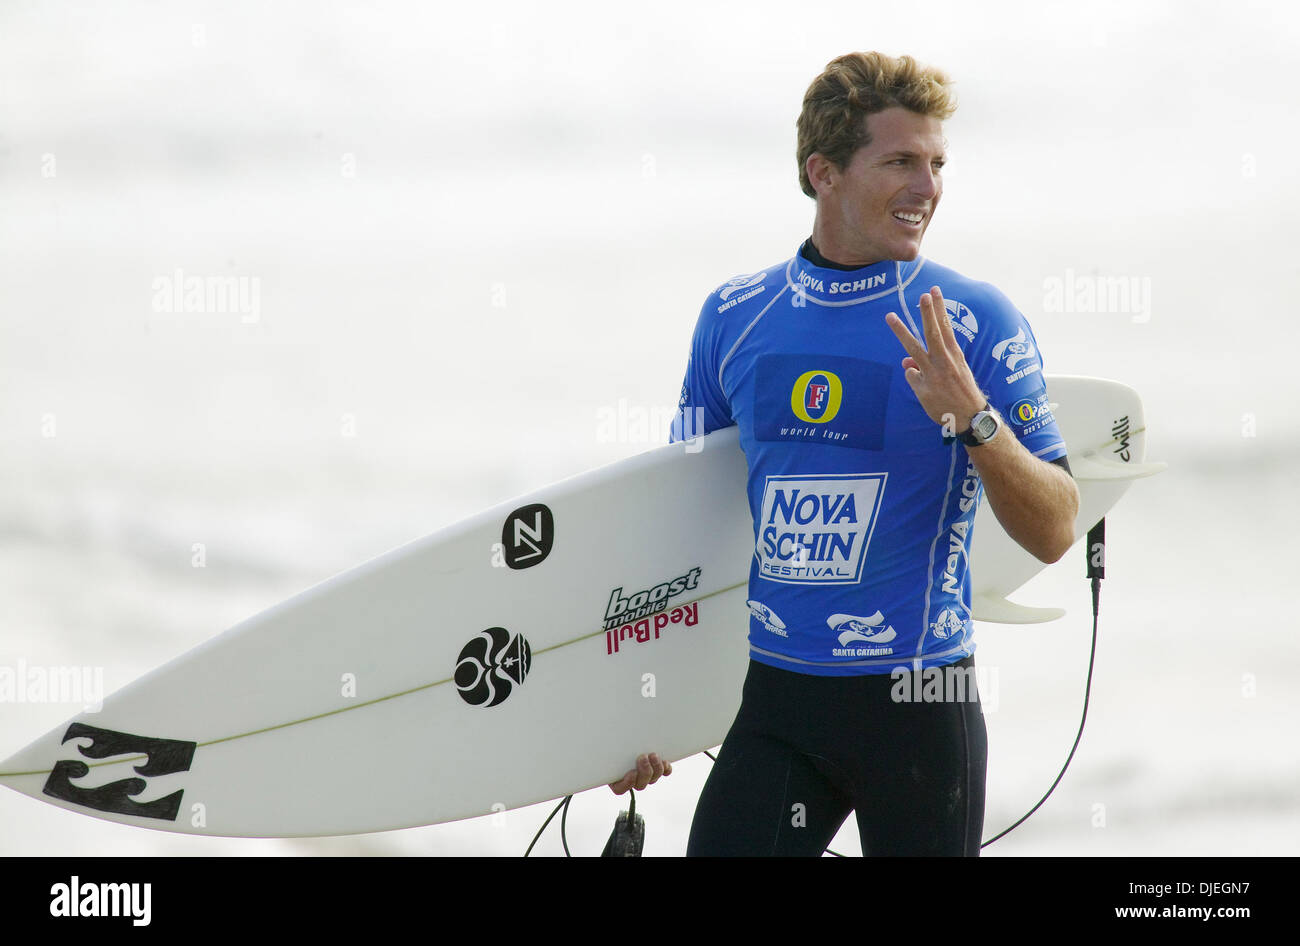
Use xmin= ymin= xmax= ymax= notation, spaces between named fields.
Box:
xmin=806 ymin=153 xmax=836 ymax=198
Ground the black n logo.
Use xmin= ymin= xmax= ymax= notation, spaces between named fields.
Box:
xmin=502 ymin=503 xmax=554 ymax=569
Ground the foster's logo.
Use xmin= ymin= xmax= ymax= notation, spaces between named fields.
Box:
xmin=790 ymin=370 xmax=842 ymax=424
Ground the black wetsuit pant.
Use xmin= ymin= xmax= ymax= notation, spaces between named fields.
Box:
xmin=687 ymin=656 xmax=987 ymax=856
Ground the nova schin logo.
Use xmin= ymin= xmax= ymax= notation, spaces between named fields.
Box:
xmin=455 ymin=627 xmax=532 ymax=707
xmin=42 ymin=723 xmax=196 ymax=821
xmin=757 ymin=473 xmax=886 ymax=585
xmin=503 ymin=503 xmax=553 ymax=569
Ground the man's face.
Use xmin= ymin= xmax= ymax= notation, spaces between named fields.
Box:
xmin=819 ymin=107 xmax=946 ymax=264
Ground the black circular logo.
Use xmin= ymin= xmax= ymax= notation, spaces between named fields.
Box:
xmin=455 ymin=627 xmax=532 ymax=707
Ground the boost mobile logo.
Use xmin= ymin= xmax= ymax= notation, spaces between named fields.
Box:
xmin=604 ymin=567 xmax=701 ymax=630
xmin=789 ymin=370 xmax=843 ymax=424
xmin=42 ymin=723 xmax=196 ymax=821
xmin=455 ymin=627 xmax=532 ymax=707
xmin=502 ymin=504 xmax=553 ymax=569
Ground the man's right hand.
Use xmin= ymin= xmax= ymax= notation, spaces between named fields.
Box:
xmin=609 ymin=753 xmax=672 ymax=795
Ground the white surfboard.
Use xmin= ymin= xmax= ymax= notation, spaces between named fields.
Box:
xmin=0 ymin=374 xmax=1161 ymax=837
xmin=971 ymin=375 xmax=1164 ymax=622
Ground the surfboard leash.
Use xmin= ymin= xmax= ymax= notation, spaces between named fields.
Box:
xmin=523 ymin=788 xmax=646 ymax=856
xmin=980 ymin=517 xmax=1105 ymax=848
xmin=523 ymin=519 xmax=1105 ymax=856
xmin=524 ymin=795 xmax=573 ymax=857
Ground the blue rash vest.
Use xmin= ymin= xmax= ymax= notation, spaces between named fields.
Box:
xmin=669 ymin=243 xmax=1068 ymax=676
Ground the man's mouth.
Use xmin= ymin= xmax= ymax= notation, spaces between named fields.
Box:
xmin=892 ymin=210 xmax=926 ymax=227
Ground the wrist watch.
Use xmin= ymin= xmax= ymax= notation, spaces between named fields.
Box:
xmin=957 ymin=402 xmax=1000 ymax=447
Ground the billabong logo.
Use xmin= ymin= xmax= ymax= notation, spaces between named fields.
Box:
xmin=746 ymin=599 xmax=788 ymax=637
xmin=42 ymin=724 xmax=195 ymax=821
xmin=828 ymin=611 xmax=897 ymax=646
xmin=930 ymin=609 xmax=964 ymax=640
xmin=991 ymin=328 xmax=1036 ymax=371
xmin=944 ymin=299 xmax=979 ymax=341
xmin=790 ymin=370 xmax=843 ymax=424
xmin=455 ymin=627 xmax=532 ymax=707
xmin=502 ymin=504 xmax=553 ymax=569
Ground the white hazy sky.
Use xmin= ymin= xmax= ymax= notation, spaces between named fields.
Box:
xmin=1 ymin=0 xmax=1297 ymax=857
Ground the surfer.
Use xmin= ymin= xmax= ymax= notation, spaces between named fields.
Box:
xmin=613 ymin=51 xmax=1079 ymax=856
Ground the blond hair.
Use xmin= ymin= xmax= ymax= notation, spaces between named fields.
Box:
xmin=796 ymin=52 xmax=956 ymax=198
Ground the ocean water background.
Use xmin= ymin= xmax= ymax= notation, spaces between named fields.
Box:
xmin=1 ymin=0 xmax=1296 ymax=856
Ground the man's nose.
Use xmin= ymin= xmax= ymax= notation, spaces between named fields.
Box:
xmin=911 ymin=165 xmax=940 ymax=199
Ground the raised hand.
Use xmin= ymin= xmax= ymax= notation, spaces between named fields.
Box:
xmin=884 ymin=286 xmax=987 ymax=434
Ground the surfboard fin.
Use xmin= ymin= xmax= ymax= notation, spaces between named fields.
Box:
xmin=971 ymin=594 xmax=1067 ymax=625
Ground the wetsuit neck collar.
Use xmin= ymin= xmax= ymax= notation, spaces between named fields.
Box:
xmin=790 ymin=240 xmax=921 ymax=305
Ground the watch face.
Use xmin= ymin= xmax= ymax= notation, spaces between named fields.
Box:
xmin=974 ymin=414 xmax=999 ymax=441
